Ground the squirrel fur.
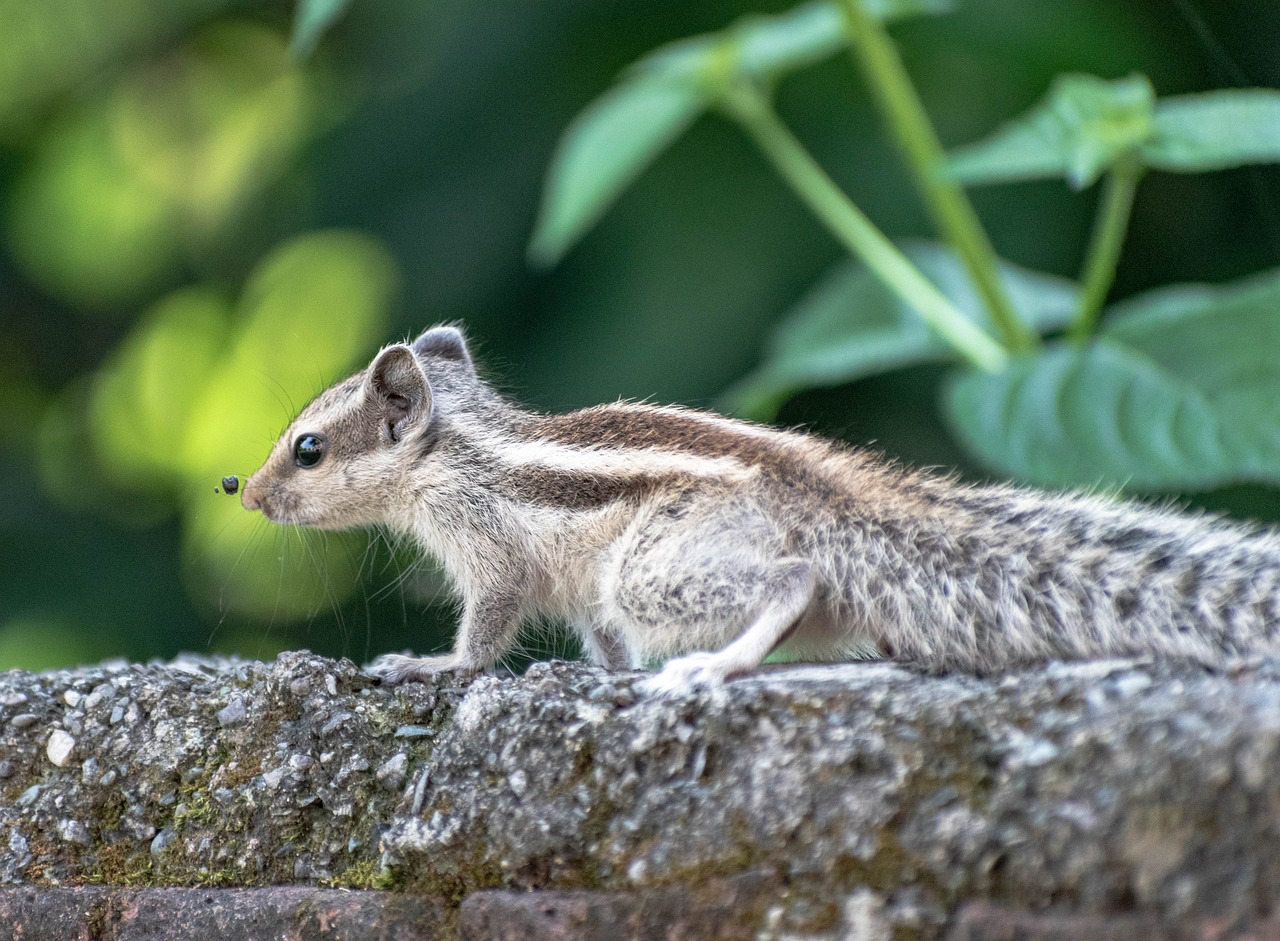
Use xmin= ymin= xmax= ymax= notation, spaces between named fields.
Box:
xmin=240 ymin=325 xmax=1280 ymax=693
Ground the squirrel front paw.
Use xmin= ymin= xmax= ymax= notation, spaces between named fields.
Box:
xmin=637 ymin=652 xmax=732 ymax=697
xmin=367 ymin=653 xmax=478 ymax=685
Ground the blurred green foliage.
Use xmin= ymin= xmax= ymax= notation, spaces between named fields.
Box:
xmin=535 ymin=4 xmax=1280 ymax=490
xmin=9 ymin=22 xmax=322 ymax=309
xmin=2 ymin=0 xmax=1278 ymax=671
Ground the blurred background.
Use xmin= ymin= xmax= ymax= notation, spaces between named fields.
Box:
xmin=2 ymin=0 xmax=1278 ymax=671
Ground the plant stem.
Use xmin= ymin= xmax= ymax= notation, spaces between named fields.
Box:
xmin=722 ymin=82 xmax=1007 ymax=373
xmin=1070 ymin=159 xmax=1144 ymax=342
xmin=838 ymin=0 xmax=1036 ymax=353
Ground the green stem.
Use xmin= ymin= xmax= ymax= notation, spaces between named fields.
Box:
xmin=722 ymin=82 xmax=1007 ymax=373
xmin=1070 ymin=160 xmax=1143 ymax=342
xmin=838 ymin=0 xmax=1036 ymax=353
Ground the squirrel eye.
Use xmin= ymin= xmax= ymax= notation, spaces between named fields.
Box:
xmin=293 ymin=434 xmax=326 ymax=468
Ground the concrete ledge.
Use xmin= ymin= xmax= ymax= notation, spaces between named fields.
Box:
xmin=5 ymin=651 xmax=1280 ymax=938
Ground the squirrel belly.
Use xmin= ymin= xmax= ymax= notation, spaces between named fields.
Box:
xmin=240 ymin=324 xmax=1280 ymax=693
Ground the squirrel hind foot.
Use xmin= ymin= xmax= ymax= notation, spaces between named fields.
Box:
xmin=367 ymin=652 xmax=478 ymax=685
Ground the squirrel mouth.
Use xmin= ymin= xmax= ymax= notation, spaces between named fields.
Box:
xmin=248 ymin=494 xmax=331 ymax=530
xmin=239 ymin=481 xmax=300 ymax=523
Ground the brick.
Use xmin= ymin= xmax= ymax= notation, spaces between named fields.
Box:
xmin=458 ymin=871 xmax=780 ymax=941
xmin=946 ymin=903 xmax=1280 ymax=941
xmin=946 ymin=903 xmax=1168 ymax=941
xmin=0 ymin=887 xmax=448 ymax=941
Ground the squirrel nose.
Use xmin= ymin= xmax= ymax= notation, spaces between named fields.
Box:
xmin=240 ymin=479 xmax=261 ymax=512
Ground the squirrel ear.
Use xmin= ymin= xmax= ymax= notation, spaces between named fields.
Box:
xmin=366 ymin=345 xmax=431 ymax=443
xmin=411 ymin=325 xmax=474 ymax=373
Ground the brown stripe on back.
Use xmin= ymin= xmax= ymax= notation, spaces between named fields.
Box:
xmin=526 ymin=402 xmax=883 ymax=501
xmin=510 ymin=405 xmax=778 ymax=510
xmin=526 ymin=404 xmax=963 ymax=521
xmin=499 ymin=465 xmax=670 ymax=510
xmin=526 ymin=404 xmax=801 ymax=468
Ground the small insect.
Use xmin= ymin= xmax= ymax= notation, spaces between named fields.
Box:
xmin=221 ymin=475 xmax=239 ymax=496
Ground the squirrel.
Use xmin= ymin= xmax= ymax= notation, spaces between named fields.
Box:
xmin=240 ymin=324 xmax=1280 ymax=693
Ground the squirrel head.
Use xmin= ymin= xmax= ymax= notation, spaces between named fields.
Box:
xmin=240 ymin=324 xmax=476 ymax=529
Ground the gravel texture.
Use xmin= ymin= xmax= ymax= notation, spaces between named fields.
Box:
xmin=4 ymin=651 xmax=1280 ymax=938
xmin=0 ymin=652 xmax=439 ymax=889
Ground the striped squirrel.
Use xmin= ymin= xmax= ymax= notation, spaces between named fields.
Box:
xmin=240 ymin=324 xmax=1280 ymax=693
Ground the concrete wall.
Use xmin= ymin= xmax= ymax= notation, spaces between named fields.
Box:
xmin=3 ymin=652 xmax=1280 ymax=939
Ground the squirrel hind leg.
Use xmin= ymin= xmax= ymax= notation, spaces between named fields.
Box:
xmin=637 ymin=559 xmax=816 ymax=697
xmin=577 ymin=623 xmax=638 ymax=671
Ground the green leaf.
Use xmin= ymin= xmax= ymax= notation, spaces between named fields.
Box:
xmin=734 ymin=3 xmax=848 ymax=79
xmin=947 ymin=74 xmax=1155 ymax=189
xmin=859 ymin=0 xmax=953 ymax=17
xmin=733 ymin=0 xmax=951 ymax=79
xmin=724 ymin=241 xmax=1077 ymax=418
xmin=1141 ymin=89 xmax=1280 ymax=172
xmin=527 ymin=75 xmax=707 ymax=267
xmin=637 ymin=0 xmax=951 ymax=83
xmin=944 ymin=342 xmax=1232 ymax=491
xmin=1102 ymin=265 xmax=1280 ymax=476
xmin=944 ymin=266 xmax=1280 ymax=492
xmin=531 ymin=0 xmax=954 ymax=266
xmin=290 ymin=0 xmax=352 ymax=58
